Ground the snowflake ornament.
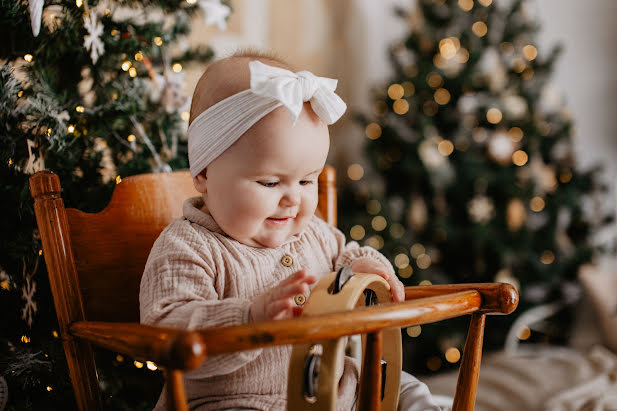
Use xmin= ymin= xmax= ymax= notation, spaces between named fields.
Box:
xmin=84 ymin=13 xmax=105 ymax=64
xmin=21 ymin=277 xmax=37 ymax=327
xmin=198 ymin=0 xmax=231 ymax=31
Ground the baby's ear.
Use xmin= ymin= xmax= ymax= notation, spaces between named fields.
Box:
xmin=193 ymin=170 xmax=208 ymax=193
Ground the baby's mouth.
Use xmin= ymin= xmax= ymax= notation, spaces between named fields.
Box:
xmin=267 ymin=216 xmax=294 ymax=224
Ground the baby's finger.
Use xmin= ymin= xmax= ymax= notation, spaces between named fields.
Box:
xmin=266 ymin=298 xmax=294 ymax=320
xmin=273 ymin=281 xmax=310 ymax=300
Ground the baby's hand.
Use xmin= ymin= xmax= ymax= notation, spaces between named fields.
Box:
xmin=249 ymin=269 xmax=318 ymax=322
xmin=351 ymin=258 xmax=405 ymax=302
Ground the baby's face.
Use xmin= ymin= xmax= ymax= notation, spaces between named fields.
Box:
xmin=195 ymin=104 xmax=330 ymax=248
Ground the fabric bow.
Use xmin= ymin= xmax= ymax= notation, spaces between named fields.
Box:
xmin=249 ymin=60 xmax=347 ymax=125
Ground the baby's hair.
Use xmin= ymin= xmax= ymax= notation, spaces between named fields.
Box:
xmin=189 ymin=48 xmax=294 ymax=125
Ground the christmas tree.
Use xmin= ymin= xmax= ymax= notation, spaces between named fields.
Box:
xmin=340 ymin=0 xmax=610 ymax=375
xmin=0 ymin=0 xmax=231 ymax=408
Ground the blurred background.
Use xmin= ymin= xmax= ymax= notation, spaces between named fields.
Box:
xmin=2 ymin=0 xmax=617 ymax=409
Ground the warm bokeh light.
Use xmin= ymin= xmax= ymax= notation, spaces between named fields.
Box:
xmin=478 ymin=0 xmax=492 ymax=6
xmin=508 ymin=127 xmax=524 ymax=142
xmin=347 ymin=164 xmax=364 ymax=180
xmin=394 ymin=253 xmax=410 ymax=268
xmin=127 ymin=134 xmax=136 ymax=142
xmin=399 ymin=265 xmax=413 ymax=278
xmin=75 ymin=105 xmax=85 ymax=113
xmin=486 ymin=108 xmax=503 ymax=124
xmin=427 ymin=72 xmax=444 ymax=88
xmin=407 ymin=325 xmax=421 ymax=337
xmin=365 ymin=123 xmax=382 ymax=140
xmin=472 ymin=21 xmax=488 ymax=37
xmin=541 ymin=250 xmax=555 ymax=264
xmin=458 ymin=0 xmax=473 ymax=12
xmin=523 ymin=45 xmax=538 ymax=61
xmin=366 ymin=199 xmax=382 ymax=215
xmin=438 ymin=140 xmax=454 ymax=156
xmin=393 ymin=99 xmax=410 ymax=115
xmin=402 ymin=81 xmax=415 ymax=97
xmin=445 ymin=347 xmax=461 ymax=363
xmin=128 ymin=67 xmax=137 ymax=77
xmin=172 ymin=63 xmax=183 ymax=73
xmin=410 ymin=243 xmax=425 ymax=258
xmin=350 ymin=225 xmax=366 ymax=241
xmin=365 ymin=235 xmax=384 ymax=250
xmin=24 ymin=54 xmax=33 ymax=62
xmin=530 ymin=196 xmax=546 ymax=212
xmin=371 ymin=216 xmax=387 ymax=231
xmin=417 ymin=254 xmax=432 ymax=269
xmin=517 ymin=326 xmax=531 ymax=340
xmin=388 ymin=84 xmax=405 ymax=100
xmin=434 ymin=88 xmax=451 ymax=105
xmin=121 ymin=61 xmax=131 ymax=71
xmin=154 ymin=37 xmax=163 ymax=46
xmin=512 ymin=150 xmax=528 ymax=166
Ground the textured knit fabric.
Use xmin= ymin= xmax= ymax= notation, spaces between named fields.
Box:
xmin=140 ymin=196 xmax=394 ymax=411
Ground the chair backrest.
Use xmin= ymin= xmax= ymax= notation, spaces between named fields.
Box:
xmin=31 ymin=167 xmax=337 ymax=324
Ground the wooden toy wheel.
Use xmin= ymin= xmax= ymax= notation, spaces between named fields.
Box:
xmin=288 ymin=269 xmax=402 ymax=411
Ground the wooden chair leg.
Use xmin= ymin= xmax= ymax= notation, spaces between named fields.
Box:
xmin=358 ymin=331 xmax=383 ymax=411
xmin=453 ymin=313 xmax=486 ymax=411
xmin=166 ymin=370 xmax=189 ymax=411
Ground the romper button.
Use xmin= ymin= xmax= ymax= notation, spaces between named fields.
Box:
xmin=294 ymin=294 xmax=306 ymax=306
xmin=281 ymin=255 xmax=293 ymax=267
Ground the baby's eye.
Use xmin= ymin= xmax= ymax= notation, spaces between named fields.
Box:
xmin=299 ymin=180 xmax=314 ymax=186
xmin=259 ymin=181 xmax=279 ymax=188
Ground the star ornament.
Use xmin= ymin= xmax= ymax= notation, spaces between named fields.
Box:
xmin=198 ymin=0 xmax=231 ymax=31
xmin=83 ymin=13 xmax=105 ymax=64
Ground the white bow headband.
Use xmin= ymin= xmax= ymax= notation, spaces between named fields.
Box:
xmin=188 ymin=60 xmax=347 ymax=177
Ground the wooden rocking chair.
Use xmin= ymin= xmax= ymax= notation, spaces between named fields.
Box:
xmin=29 ymin=166 xmax=518 ymax=411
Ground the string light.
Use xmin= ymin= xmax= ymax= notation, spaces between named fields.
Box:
xmin=46 ymin=385 xmax=53 ymax=391
xmin=393 ymin=99 xmax=409 ymax=115
xmin=134 ymin=360 xmax=144 ymax=368
xmin=116 ymin=354 xmax=124 ymax=362
xmin=116 ymin=175 xmax=122 ymax=184
xmin=512 ymin=150 xmax=528 ymax=166
xmin=347 ymin=164 xmax=364 ymax=180
xmin=350 ymin=225 xmax=365 ymax=241
xmin=24 ymin=54 xmax=33 ymax=62
xmin=389 ymin=223 xmax=405 ymax=239
xmin=399 ymin=265 xmax=413 ymax=278
xmin=458 ymin=0 xmax=473 ymax=12
xmin=427 ymin=356 xmax=442 ymax=371
xmin=472 ymin=21 xmax=488 ymax=37
xmin=181 ymin=111 xmax=190 ymax=121
xmin=8 ymin=158 xmax=12 ymax=166
xmin=438 ymin=140 xmax=454 ymax=156
xmin=365 ymin=235 xmax=384 ymax=250
xmin=417 ymin=254 xmax=432 ymax=269
xmin=154 ymin=37 xmax=163 ymax=46
xmin=21 ymin=335 xmax=30 ymax=343
xmin=439 ymin=38 xmax=458 ymax=59
xmin=394 ymin=253 xmax=410 ymax=269
xmin=146 ymin=361 xmax=158 ymax=371
xmin=135 ymin=51 xmax=144 ymax=61
xmin=445 ymin=347 xmax=461 ymax=363
xmin=75 ymin=105 xmax=85 ymax=113
xmin=523 ymin=45 xmax=538 ymax=61
xmin=410 ymin=243 xmax=425 ymax=258
xmin=127 ymin=134 xmax=136 ymax=142
xmin=121 ymin=61 xmax=131 ymax=71
xmin=365 ymin=123 xmax=382 ymax=140
xmin=407 ymin=325 xmax=421 ymax=337
xmin=18 ymin=90 xmax=24 ymax=97
xmin=419 ymin=280 xmax=432 ymax=286
xmin=423 ymin=101 xmax=438 ymax=116
xmin=402 ymin=81 xmax=415 ymax=97
xmin=434 ymin=88 xmax=451 ymax=105
xmin=371 ymin=216 xmax=387 ymax=231
xmin=76 ymin=0 xmax=83 ymax=6
xmin=530 ymin=196 xmax=545 ymax=212
xmin=486 ymin=108 xmax=503 ymax=124
xmin=67 ymin=125 xmax=75 ymax=134
xmin=186 ymin=0 xmax=197 ymax=4
xmin=172 ymin=63 xmax=183 ymax=73
xmin=559 ymin=170 xmax=572 ymax=183
xmin=387 ymin=84 xmax=404 ymax=100
xmin=129 ymin=67 xmax=137 ymax=77
xmin=366 ymin=200 xmax=381 ymax=215
xmin=38 ymin=249 xmax=43 ymax=256
xmin=541 ymin=250 xmax=555 ymax=264
xmin=508 ymin=127 xmax=524 ymax=142
xmin=426 ymin=72 xmax=443 ymax=88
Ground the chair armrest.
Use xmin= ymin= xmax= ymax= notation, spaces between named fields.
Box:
xmin=69 ymin=321 xmax=206 ymax=371
xmin=404 ymin=283 xmax=518 ymax=314
xmin=199 ymin=290 xmax=482 ymax=355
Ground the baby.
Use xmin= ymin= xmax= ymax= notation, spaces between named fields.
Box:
xmin=140 ymin=50 xmax=440 ymax=411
